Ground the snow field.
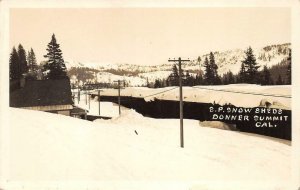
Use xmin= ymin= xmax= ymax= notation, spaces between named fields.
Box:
xmin=1 ymin=107 xmax=291 ymax=190
xmin=73 ymin=91 xmax=129 ymax=117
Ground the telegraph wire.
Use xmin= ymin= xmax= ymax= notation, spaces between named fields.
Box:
xmin=191 ymin=86 xmax=291 ymax=99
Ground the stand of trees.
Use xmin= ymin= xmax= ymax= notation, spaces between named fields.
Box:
xmin=203 ymin=52 xmax=221 ymax=85
xmin=9 ymin=33 xmax=68 ymax=83
xmin=152 ymin=47 xmax=291 ymax=88
xmin=68 ymin=67 xmax=98 ymax=83
xmin=9 ymin=44 xmax=39 ymax=81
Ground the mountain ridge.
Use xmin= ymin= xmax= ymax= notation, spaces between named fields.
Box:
xmin=66 ymin=43 xmax=291 ymax=86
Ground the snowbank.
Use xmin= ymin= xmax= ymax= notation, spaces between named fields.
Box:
xmin=75 ymin=99 xmax=129 ymax=118
xmin=199 ymin=121 xmax=237 ymax=131
xmin=1 ymin=108 xmax=291 ymax=190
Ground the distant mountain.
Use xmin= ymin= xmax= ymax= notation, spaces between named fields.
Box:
xmin=66 ymin=43 xmax=291 ymax=86
xmin=181 ymin=43 xmax=290 ymax=75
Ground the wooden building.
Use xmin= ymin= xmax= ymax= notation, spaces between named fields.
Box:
xmin=10 ymin=78 xmax=78 ymax=116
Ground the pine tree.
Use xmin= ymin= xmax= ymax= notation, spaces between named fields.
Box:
xmin=161 ymin=78 xmax=167 ymax=87
xmin=261 ymin=65 xmax=271 ymax=85
xmin=215 ymin=75 xmax=222 ymax=85
xmin=169 ymin=64 xmax=179 ymax=86
xmin=17 ymin=44 xmax=28 ymax=76
xmin=270 ymin=78 xmax=274 ymax=85
xmin=172 ymin=64 xmax=179 ymax=77
xmin=242 ymin=47 xmax=260 ymax=83
xmin=43 ymin=34 xmax=67 ymax=79
xmin=184 ymin=70 xmax=193 ymax=86
xmin=276 ymin=75 xmax=284 ymax=85
xmin=195 ymin=73 xmax=203 ymax=85
xmin=209 ymin=52 xmax=219 ymax=84
xmin=224 ymin=71 xmax=235 ymax=84
xmin=9 ymin=47 xmax=20 ymax=80
xmin=154 ymin=79 xmax=161 ymax=88
xmin=27 ymin=50 xmax=30 ymax=62
xmin=197 ymin=56 xmax=202 ymax=71
xmin=222 ymin=74 xmax=228 ymax=85
xmin=26 ymin=48 xmax=39 ymax=80
xmin=197 ymin=56 xmax=201 ymax=64
xmin=286 ymin=49 xmax=291 ymax=85
xmin=203 ymin=57 xmax=213 ymax=85
xmin=227 ymin=70 xmax=235 ymax=84
xmin=146 ymin=77 xmax=150 ymax=87
xmin=238 ymin=63 xmax=246 ymax=83
xmin=27 ymin=48 xmax=38 ymax=72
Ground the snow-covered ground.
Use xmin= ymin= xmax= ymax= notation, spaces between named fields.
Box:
xmin=76 ymin=99 xmax=129 ymax=118
xmin=72 ymin=89 xmax=130 ymax=117
xmin=0 ymin=107 xmax=291 ymax=190
xmin=138 ymin=71 xmax=172 ymax=83
xmin=88 ymin=84 xmax=291 ymax=109
xmin=95 ymin=72 xmax=147 ymax=87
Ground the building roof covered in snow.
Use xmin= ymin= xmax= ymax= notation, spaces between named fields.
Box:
xmin=10 ymin=78 xmax=73 ymax=108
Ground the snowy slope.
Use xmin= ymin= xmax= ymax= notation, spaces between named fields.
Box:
xmin=138 ymin=71 xmax=172 ymax=83
xmin=65 ymin=60 xmax=116 ymax=70
xmin=95 ymin=72 xmax=147 ymax=86
xmin=69 ymin=71 xmax=147 ymax=87
xmin=1 ymin=107 xmax=291 ymax=190
xmin=66 ymin=43 xmax=290 ymax=75
xmin=187 ymin=43 xmax=290 ymax=75
xmin=66 ymin=43 xmax=290 ymax=86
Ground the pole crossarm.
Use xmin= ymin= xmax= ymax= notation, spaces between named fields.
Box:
xmin=98 ymin=90 xmax=101 ymax=115
xmin=168 ymin=59 xmax=190 ymax=62
xmin=113 ymin=80 xmax=125 ymax=82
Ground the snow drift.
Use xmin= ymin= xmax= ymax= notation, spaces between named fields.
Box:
xmin=0 ymin=108 xmax=291 ymax=190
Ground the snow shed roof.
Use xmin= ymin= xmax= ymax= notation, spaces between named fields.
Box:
xmin=10 ymin=78 xmax=73 ymax=108
xmin=71 ymin=106 xmax=87 ymax=115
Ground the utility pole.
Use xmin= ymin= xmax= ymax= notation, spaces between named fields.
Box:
xmin=92 ymin=90 xmax=103 ymax=116
xmin=98 ymin=90 xmax=101 ymax=115
xmin=88 ymin=93 xmax=91 ymax=110
xmin=114 ymin=80 xmax=125 ymax=115
xmin=85 ymin=87 xmax=88 ymax=105
xmin=78 ymin=88 xmax=80 ymax=104
xmin=168 ymin=57 xmax=190 ymax=148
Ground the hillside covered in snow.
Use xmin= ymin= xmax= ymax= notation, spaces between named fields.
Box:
xmin=1 ymin=107 xmax=291 ymax=190
xmin=66 ymin=43 xmax=290 ymax=86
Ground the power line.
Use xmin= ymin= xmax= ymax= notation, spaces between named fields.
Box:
xmin=143 ymin=86 xmax=179 ymax=98
xmin=192 ymin=86 xmax=291 ymax=99
xmin=87 ymin=86 xmax=178 ymax=102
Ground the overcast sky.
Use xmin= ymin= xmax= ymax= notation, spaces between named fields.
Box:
xmin=10 ymin=8 xmax=290 ymax=65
